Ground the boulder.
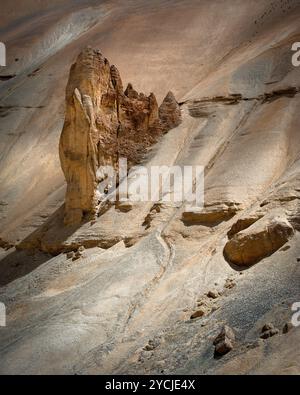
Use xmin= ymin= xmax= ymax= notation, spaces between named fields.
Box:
xmin=227 ymin=214 xmax=263 ymax=239
xmin=207 ymin=290 xmax=219 ymax=299
xmin=224 ymin=215 xmax=294 ymax=266
xmin=260 ymin=323 xmax=279 ymax=339
xmin=213 ymin=325 xmax=235 ymax=356
xmin=190 ymin=308 xmax=207 ymax=319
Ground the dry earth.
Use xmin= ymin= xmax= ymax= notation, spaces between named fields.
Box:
xmin=0 ymin=0 xmax=300 ymax=375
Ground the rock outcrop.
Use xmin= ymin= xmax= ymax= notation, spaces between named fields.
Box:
xmin=59 ymin=47 xmax=181 ymax=225
xmin=224 ymin=215 xmax=294 ymax=266
xmin=2 ymin=0 xmax=300 ymax=377
xmin=182 ymin=201 xmax=241 ymax=226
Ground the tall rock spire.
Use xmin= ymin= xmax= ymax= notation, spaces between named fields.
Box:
xmin=59 ymin=47 xmax=182 ymax=225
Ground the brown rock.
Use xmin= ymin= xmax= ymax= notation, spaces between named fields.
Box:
xmin=260 ymin=328 xmax=279 ymax=339
xmin=115 ymin=200 xmax=134 ymax=212
xmin=213 ymin=325 xmax=235 ymax=356
xmin=213 ymin=325 xmax=235 ymax=345
xmin=143 ymin=339 xmax=160 ymax=351
xmin=282 ymin=322 xmax=293 ymax=334
xmin=72 ymin=251 xmax=82 ymax=261
xmin=227 ymin=214 xmax=263 ymax=239
xmin=0 ymin=238 xmax=14 ymax=250
xmin=215 ymin=338 xmax=234 ymax=355
xmin=59 ymin=47 xmax=181 ymax=225
xmin=207 ymin=290 xmax=219 ymax=299
xmin=224 ymin=278 xmax=236 ymax=289
xmin=66 ymin=251 xmax=75 ymax=259
xmin=159 ymin=91 xmax=182 ymax=131
xmin=261 ymin=323 xmax=274 ymax=332
xmin=182 ymin=202 xmax=240 ymax=225
xmin=190 ymin=308 xmax=206 ymax=319
xmin=224 ymin=216 xmax=294 ymax=266
xmin=260 ymin=323 xmax=279 ymax=339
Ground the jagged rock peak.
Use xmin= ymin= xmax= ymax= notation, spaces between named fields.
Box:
xmin=59 ymin=47 xmax=182 ymax=226
xmin=159 ymin=91 xmax=182 ymax=131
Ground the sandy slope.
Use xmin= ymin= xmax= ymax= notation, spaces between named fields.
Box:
xmin=0 ymin=0 xmax=300 ymax=374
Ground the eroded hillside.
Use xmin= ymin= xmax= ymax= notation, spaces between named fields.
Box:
xmin=0 ymin=0 xmax=300 ymax=375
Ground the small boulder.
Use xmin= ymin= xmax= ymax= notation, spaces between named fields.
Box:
xmin=224 ymin=278 xmax=236 ymax=289
xmin=116 ymin=200 xmax=134 ymax=212
xmin=190 ymin=308 xmax=206 ymax=319
xmin=207 ymin=290 xmax=219 ymax=299
xmin=215 ymin=338 xmax=234 ymax=356
xmin=213 ymin=325 xmax=235 ymax=356
xmin=66 ymin=251 xmax=75 ymax=260
xmin=213 ymin=325 xmax=235 ymax=345
xmin=72 ymin=250 xmax=82 ymax=261
xmin=260 ymin=323 xmax=279 ymax=339
xmin=78 ymin=246 xmax=85 ymax=253
xmin=227 ymin=215 xmax=263 ymax=239
xmin=262 ymin=323 xmax=274 ymax=332
xmin=224 ymin=215 xmax=294 ymax=266
xmin=282 ymin=322 xmax=293 ymax=334
xmin=143 ymin=339 xmax=160 ymax=351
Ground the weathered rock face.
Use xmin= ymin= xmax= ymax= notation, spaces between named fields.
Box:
xmin=159 ymin=91 xmax=182 ymax=131
xmin=224 ymin=215 xmax=294 ymax=266
xmin=182 ymin=201 xmax=241 ymax=226
xmin=227 ymin=214 xmax=263 ymax=239
xmin=59 ymin=47 xmax=181 ymax=225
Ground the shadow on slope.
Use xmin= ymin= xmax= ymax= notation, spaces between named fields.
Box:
xmin=0 ymin=204 xmax=93 ymax=286
xmin=0 ymin=249 xmax=51 ymax=287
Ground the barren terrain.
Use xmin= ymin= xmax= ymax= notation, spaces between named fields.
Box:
xmin=0 ymin=0 xmax=300 ymax=375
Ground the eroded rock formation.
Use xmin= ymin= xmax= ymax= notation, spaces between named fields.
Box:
xmin=59 ymin=47 xmax=181 ymax=225
xmin=182 ymin=201 xmax=242 ymax=225
xmin=224 ymin=214 xmax=294 ymax=266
